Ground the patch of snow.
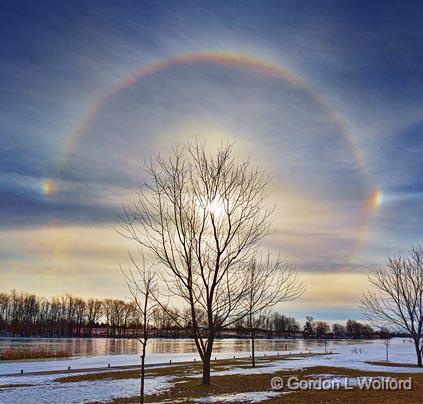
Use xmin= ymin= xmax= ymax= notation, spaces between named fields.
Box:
xmin=206 ymin=338 xmax=423 ymax=376
xmin=0 ymin=352 xmax=262 ymax=376
xmin=0 ymin=373 xmax=174 ymax=404
xmin=195 ymin=390 xmax=285 ymax=403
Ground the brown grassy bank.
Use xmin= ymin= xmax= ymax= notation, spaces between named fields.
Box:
xmin=0 ymin=348 xmax=71 ymax=361
xmin=366 ymin=361 xmax=421 ymax=369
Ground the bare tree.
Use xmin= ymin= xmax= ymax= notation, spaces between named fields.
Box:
xmin=120 ymin=142 xmax=273 ymax=385
xmin=303 ymin=316 xmax=315 ymax=337
xmin=122 ymin=251 xmax=158 ymax=404
xmin=332 ymin=323 xmax=346 ymax=338
xmin=315 ymin=321 xmax=330 ymax=338
xmin=86 ymin=299 xmax=103 ymax=336
xmin=243 ymin=255 xmax=304 ymax=366
xmin=361 ymin=246 xmax=423 ymax=367
xmin=271 ymin=313 xmax=300 ymax=334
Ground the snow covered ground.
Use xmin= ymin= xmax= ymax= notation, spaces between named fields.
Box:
xmin=0 ymin=338 xmax=421 ymax=403
xmin=0 ymin=370 xmax=174 ymax=404
xmin=195 ymin=391 xmax=286 ymax=403
xmin=209 ymin=338 xmax=423 ymax=376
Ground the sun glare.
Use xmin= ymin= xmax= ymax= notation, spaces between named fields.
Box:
xmin=206 ymin=197 xmax=225 ymax=218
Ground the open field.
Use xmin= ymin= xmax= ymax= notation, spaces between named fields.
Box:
xmin=0 ymin=355 xmax=421 ymax=404
xmin=1 ymin=339 xmax=422 ymax=403
xmin=109 ymin=363 xmax=423 ymax=404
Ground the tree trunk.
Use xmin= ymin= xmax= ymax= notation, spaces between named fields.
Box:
xmin=140 ymin=342 xmax=146 ymax=404
xmin=251 ymin=332 xmax=256 ymax=367
xmin=415 ymin=341 xmax=422 ymax=367
xmin=202 ymin=353 xmax=211 ymax=385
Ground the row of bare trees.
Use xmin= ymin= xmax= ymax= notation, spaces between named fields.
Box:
xmin=0 ymin=289 xmax=380 ymax=339
xmin=303 ymin=317 xmax=376 ymax=338
xmin=0 ymin=291 xmax=143 ymax=337
xmin=0 ymin=289 xmax=303 ymax=338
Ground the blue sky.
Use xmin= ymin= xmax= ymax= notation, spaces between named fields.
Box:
xmin=1 ymin=1 xmax=423 ymax=322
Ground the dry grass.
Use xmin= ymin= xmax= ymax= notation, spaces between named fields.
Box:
xmin=55 ymin=364 xmax=198 ymax=384
xmin=366 ymin=361 xmax=421 ymax=369
xmin=0 ymin=348 xmax=71 ymax=361
xmin=141 ymin=366 xmax=418 ymax=403
xmin=0 ymin=383 xmax=33 ymax=389
xmin=102 ymin=361 xmax=423 ymax=404
xmin=55 ymin=354 xmax=325 ymax=384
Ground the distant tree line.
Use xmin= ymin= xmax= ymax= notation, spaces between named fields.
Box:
xmin=301 ymin=316 xmax=387 ymax=338
xmin=234 ymin=314 xmax=388 ymax=339
xmin=0 ymin=290 xmax=151 ymax=338
xmin=0 ymin=290 xmax=389 ymax=339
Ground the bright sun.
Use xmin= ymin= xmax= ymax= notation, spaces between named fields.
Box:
xmin=196 ymin=194 xmax=226 ymax=219
xmin=206 ymin=197 xmax=226 ymax=218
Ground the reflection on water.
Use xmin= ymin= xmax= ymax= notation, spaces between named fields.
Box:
xmin=0 ymin=337 xmax=383 ymax=358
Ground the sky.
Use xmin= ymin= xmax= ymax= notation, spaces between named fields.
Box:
xmin=1 ymin=0 xmax=423 ymax=322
